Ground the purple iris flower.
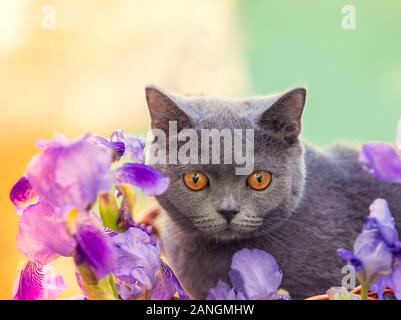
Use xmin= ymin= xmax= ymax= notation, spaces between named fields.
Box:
xmin=338 ymin=199 xmax=401 ymax=298
xmin=11 ymin=132 xmax=168 ymax=211
xmin=17 ymin=197 xmax=117 ymax=278
xmin=94 ymin=130 xmax=145 ymax=163
xmin=111 ymin=227 xmax=186 ymax=300
xmin=112 ymin=227 xmax=161 ymax=299
xmin=13 ymin=261 xmax=66 ymax=300
xmin=359 ymin=120 xmax=401 ymax=183
xmin=10 ymin=131 xmax=171 ymax=298
xmin=208 ymin=248 xmax=283 ymax=300
xmin=26 ymin=133 xmax=114 ymax=210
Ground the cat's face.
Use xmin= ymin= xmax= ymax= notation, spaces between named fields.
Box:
xmin=145 ymin=86 xmax=306 ymax=241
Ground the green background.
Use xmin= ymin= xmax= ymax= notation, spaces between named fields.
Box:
xmin=238 ymin=0 xmax=401 ymax=145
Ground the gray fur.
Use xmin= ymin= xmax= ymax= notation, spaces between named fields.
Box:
xmin=145 ymin=85 xmax=401 ymax=299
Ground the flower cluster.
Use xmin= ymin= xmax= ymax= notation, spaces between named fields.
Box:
xmin=10 ymin=131 xmax=184 ymax=300
xmin=337 ymin=119 xmax=401 ymax=300
xmin=337 ymin=199 xmax=401 ymax=299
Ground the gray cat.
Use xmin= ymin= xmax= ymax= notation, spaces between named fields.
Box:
xmin=144 ymin=85 xmax=401 ymax=299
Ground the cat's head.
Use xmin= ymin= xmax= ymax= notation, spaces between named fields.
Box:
xmin=145 ymin=85 xmax=307 ymax=241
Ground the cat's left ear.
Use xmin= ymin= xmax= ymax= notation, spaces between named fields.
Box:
xmin=258 ymin=87 xmax=307 ymax=144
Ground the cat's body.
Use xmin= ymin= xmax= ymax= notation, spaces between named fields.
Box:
xmin=144 ymin=85 xmax=401 ymax=299
xmin=159 ymin=143 xmax=401 ymax=299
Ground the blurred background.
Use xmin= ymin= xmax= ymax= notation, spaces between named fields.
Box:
xmin=0 ymin=0 xmax=400 ymax=299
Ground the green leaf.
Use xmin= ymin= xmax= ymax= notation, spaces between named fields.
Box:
xmin=115 ymin=183 xmax=136 ymax=231
xmin=98 ymin=192 xmax=120 ymax=231
xmin=76 ymin=263 xmax=119 ymax=300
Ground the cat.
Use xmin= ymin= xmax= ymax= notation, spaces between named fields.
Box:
xmin=144 ymin=85 xmax=401 ymax=300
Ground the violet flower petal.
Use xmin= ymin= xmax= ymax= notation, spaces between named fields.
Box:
xmin=110 ymin=130 xmax=145 ymax=163
xmin=207 ymin=280 xmax=246 ymax=300
xmin=93 ymin=135 xmax=125 ymax=161
xmin=229 ymin=248 xmax=282 ymax=300
xmin=27 ymin=134 xmax=113 ymax=210
xmin=114 ymin=163 xmax=170 ymax=196
xmin=112 ymin=227 xmax=161 ymax=293
xmin=17 ymin=199 xmax=76 ymax=264
xmin=359 ymin=142 xmax=401 ymax=183
xmin=353 ymin=229 xmax=393 ymax=281
xmin=75 ymin=217 xmax=118 ymax=279
xmin=95 ymin=131 xmax=144 ymax=162
xmin=13 ymin=261 xmax=66 ymax=300
xmin=337 ymin=248 xmax=364 ymax=272
xmin=367 ymin=199 xmax=400 ymax=248
xmin=151 ymin=262 xmax=189 ymax=300
xmin=123 ymin=135 xmax=145 ymax=163
xmin=10 ymin=177 xmax=35 ymax=207
xmin=116 ymin=282 xmax=137 ymax=300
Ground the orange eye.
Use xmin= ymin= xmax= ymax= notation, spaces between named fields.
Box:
xmin=183 ymin=171 xmax=209 ymax=191
xmin=247 ymin=171 xmax=272 ymax=191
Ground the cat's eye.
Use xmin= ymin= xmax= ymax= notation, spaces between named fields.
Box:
xmin=183 ymin=171 xmax=209 ymax=191
xmin=247 ymin=170 xmax=272 ymax=191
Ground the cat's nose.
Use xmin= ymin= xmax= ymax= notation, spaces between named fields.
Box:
xmin=217 ymin=195 xmax=240 ymax=222
xmin=217 ymin=208 xmax=240 ymax=222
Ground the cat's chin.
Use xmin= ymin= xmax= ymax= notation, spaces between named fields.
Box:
xmin=199 ymin=224 xmax=258 ymax=242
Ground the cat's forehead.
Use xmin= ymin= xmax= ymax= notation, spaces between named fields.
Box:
xmin=173 ymin=94 xmax=281 ymax=129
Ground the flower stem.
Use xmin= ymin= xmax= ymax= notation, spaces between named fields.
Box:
xmin=360 ymin=284 xmax=369 ymax=300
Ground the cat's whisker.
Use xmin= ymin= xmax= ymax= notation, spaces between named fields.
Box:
xmin=255 ymin=229 xmax=291 ymax=251
xmin=268 ymin=216 xmax=324 ymax=239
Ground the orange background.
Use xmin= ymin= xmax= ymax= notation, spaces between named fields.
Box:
xmin=0 ymin=0 xmax=249 ymax=299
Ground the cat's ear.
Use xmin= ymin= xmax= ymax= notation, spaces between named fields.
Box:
xmin=145 ymin=85 xmax=192 ymax=132
xmin=258 ymin=87 xmax=307 ymax=144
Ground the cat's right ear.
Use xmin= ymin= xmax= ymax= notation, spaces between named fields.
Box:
xmin=145 ymin=85 xmax=192 ymax=133
xmin=258 ymin=87 xmax=307 ymax=144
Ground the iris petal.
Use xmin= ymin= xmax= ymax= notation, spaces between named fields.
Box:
xmin=123 ymin=135 xmax=145 ymax=163
xmin=13 ymin=261 xmax=66 ymax=300
xmin=114 ymin=163 xmax=170 ymax=196
xmin=337 ymin=248 xmax=364 ymax=272
xmin=207 ymin=280 xmax=246 ymax=300
xmin=75 ymin=217 xmax=118 ymax=279
xmin=151 ymin=262 xmax=189 ymax=300
xmin=229 ymin=248 xmax=282 ymax=300
xmin=10 ymin=177 xmax=35 ymax=207
xmin=368 ymin=199 xmax=400 ymax=248
xmin=17 ymin=199 xmax=76 ymax=264
xmin=93 ymin=135 xmax=125 ymax=161
xmin=359 ymin=142 xmax=401 ymax=183
xmin=112 ymin=227 xmax=160 ymax=298
xmin=95 ymin=131 xmax=145 ymax=162
xmin=27 ymin=134 xmax=113 ymax=210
